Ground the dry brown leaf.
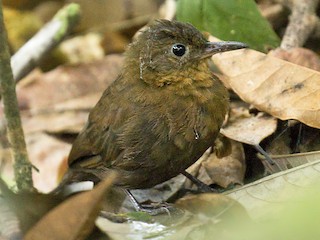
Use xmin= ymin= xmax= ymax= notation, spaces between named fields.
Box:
xmin=200 ymin=140 xmax=246 ymax=188
xmin=16 ymin=54 xmax=123 ymax=111
xmin=185 ymin=139 xmax=245 ymax=189
xmin=221 ymin=108 xmax=277 ymax=145
xmin=211 ymin=47 xmax=320 ymax=129
xmin=24 ymin=175 xmax=115 ymax=240
xmin=22 ymin=93 xmax=102 ymax=135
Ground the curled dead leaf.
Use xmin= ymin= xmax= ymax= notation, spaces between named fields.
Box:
xmin=185 ymin=138 xmax=245 ymax=189
xmin=25 ymin=174 xmax=115 ymax=240
xmin=201 ymin=140 xmax=246 ymax=188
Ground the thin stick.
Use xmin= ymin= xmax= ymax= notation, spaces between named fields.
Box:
xmin=274 ymin=0 xmax=320 ymax=49
xmin=0 ymin=0 xmax=33 ymax=190
xmin=11 ymin=3 xmax=81 ymax=82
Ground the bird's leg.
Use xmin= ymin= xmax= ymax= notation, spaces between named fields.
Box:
xmin=182 ymin=171 xmax=217 ymax=193
xmin=125 ymin=190 xmax=174 ymax=216
xmin=125 ymin=189 xmax=143 ymax=212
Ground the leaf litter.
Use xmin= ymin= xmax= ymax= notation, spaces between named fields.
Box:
xmin=2 ymin=1 xmax=320 ymax=239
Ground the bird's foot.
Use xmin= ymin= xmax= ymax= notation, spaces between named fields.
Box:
xmin=125 ymin=189 xmax=178 ymax=216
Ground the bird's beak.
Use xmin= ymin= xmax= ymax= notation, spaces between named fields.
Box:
xmin=202 ymin=41 xmax=248 ymax=59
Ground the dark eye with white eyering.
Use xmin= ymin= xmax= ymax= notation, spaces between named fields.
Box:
xmin=171 ymin=43 xmax=187 ymax=57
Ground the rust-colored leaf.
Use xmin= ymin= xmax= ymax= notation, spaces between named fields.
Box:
xmin=25 ymin=175 xmax=115 ymax=240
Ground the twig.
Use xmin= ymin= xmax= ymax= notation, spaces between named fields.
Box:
xmin=273 ymin=0 xmax=320 ymax=49
xmin=11 ymin=3 xmax=81 ymax=82
xmin=0 ymin=1 xmax=33 ymax=191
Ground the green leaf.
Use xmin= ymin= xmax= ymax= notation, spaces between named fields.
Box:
xmin=176 ymin=0 xmax=280 ymax=52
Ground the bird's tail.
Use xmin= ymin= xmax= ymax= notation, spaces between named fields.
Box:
xmin=50 ymin=170 xmax=99 ymax=196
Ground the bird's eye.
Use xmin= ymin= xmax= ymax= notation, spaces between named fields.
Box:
xmin=171 ymin=43 xmax=187 ymax=57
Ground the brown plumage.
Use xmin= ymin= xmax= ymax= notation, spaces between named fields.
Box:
xmin=64 ymin=20 xmax=246 ymax=190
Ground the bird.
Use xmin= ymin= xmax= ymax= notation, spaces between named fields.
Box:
xmin=58 ymin=19 xmax=247 ymax=210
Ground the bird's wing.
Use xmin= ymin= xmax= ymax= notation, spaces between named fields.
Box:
xmin=68 ymin=74 xmax=177 ymax=173
xmin=68 ymin=75 xmax=135 ymax=169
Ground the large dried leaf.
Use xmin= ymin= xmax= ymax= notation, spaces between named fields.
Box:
xmin=211 ymin=47 xmax=320 ymax=128
xmin=227 ymin=158 xmax=320 ymax=220
xmin=25 ymin=175 xmax=115 ymax=240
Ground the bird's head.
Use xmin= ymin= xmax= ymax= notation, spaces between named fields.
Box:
xmin=124 ymin=20 xmax=247 ymax=87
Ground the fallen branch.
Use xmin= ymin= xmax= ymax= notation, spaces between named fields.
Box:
xmin=11 ymin=3 xmax=81 ymax=82
xmin=273 ymin=0 xmax=320 ymax=49
xmin=0 ymin=3 xmax=80 ymax=191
